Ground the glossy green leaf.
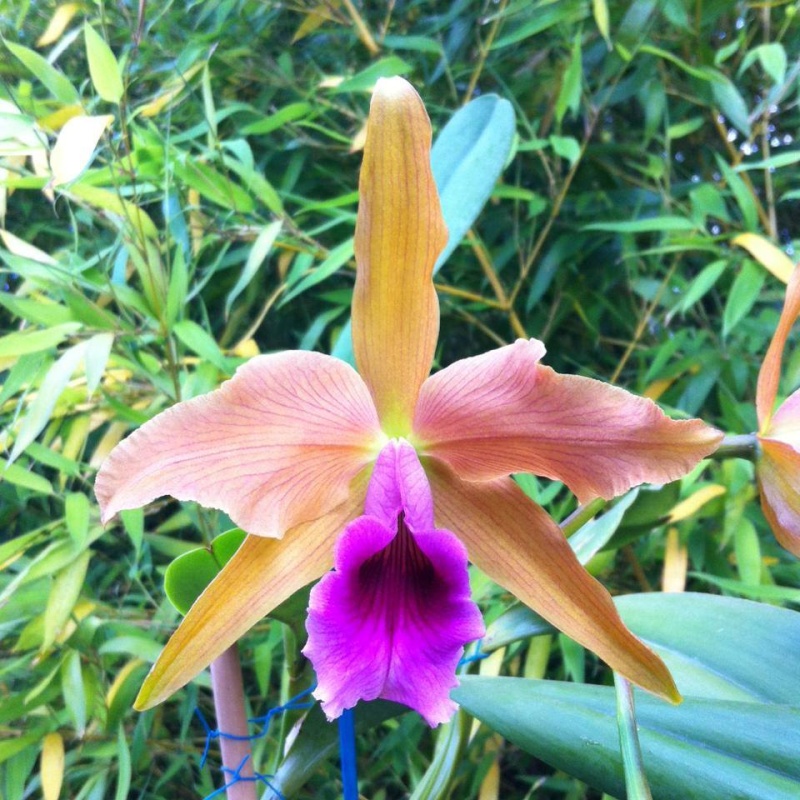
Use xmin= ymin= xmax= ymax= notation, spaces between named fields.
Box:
xmin=486 ymin=592 xmax=800 ymax=703
xmin=454 ymin=677 xmax=800 ymax=800
xmin=164 ymin=528 xmax=246 ymax=615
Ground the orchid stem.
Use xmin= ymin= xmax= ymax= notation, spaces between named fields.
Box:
xmin=339 ymin=709 xmax=359 ymax=800
xmin=209 ymin=645 xmax=256 ymax=800
xmin=710 ymin=433 xmax=759 ymax=461
xmin=560 ymin=497 xmax=606 ymax=537
xmin=614 ymin=674 xmax=653 ymax=800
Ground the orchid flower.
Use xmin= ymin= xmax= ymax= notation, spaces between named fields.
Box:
xmin=95 ymin=77 xmax=722 ymax=724
xmin=755 ymin=265 xmax=800 ymax=556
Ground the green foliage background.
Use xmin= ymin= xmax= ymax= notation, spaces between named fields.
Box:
xmin=1 ymin=1 xmax=799 ymax=798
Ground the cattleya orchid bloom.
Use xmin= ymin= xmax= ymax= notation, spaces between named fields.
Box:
xmin=95 ymin=77 xmax=723 ymax=723
xmin=755 ymin=265 xmax=800 ymax=556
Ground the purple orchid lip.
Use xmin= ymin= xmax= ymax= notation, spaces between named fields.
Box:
xmin=303 ymin=439 xmax=485 ymax=726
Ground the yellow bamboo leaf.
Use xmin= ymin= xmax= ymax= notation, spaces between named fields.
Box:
xmin=38 ymin=103 xmax=85 ymax=133
xmin=231 ymin=338 xmax=259 ymax=358
xmin=137 ymin=63 xmax=203 ymax=118
xmin=106 ymin=658 xmax=145 ymax=707
xmin=667 ymin=484 xmax=726 ymax=523
xmin=61 ymin=414 xmax=91 ymax=465
xmin=349 ymin=120 xmax=368 ymax=153
xmin=41 ymin=732 xmax=65 ymax=800
xmin=292 ymin=1 xmax=341 ymax=43
xmin=89 ymin=420 xmax=128 ymax=468
xmin=36 ymin=3 xmax=80 ymax=47
xmin=50 ymin=114 xmax=114 ymax=187
xmin=592 ymin=0 xmax=612 ymax=49
xmin=662 ymin=527 xmax=688 ymax=593
xmin=68 ymin=184 xmax=158 ymax=239
xmin=733 ymin=232 xmax=794 ymax=283
xmin=643 ymin=376 xmax=674 ymax=401
xmin=0 ymin=229 xmax=57 ymax=264
xmin=479 ymin=761 xmax=501 ymax=800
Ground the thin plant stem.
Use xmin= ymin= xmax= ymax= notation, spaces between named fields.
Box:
xmin=209 ymin=645 xmax=256 ymax=800
xmin=339 ymin=708 xmax=359 ymax=800
xmin=560 ymin=497 xmax=607 ymax=537
xmin=614 ymin=674 xmax=653 ymax=800
xmin=709 ymin=432 xmax=759 ymax=461
xmin=462 ymin=0 xmax=509 ymax=104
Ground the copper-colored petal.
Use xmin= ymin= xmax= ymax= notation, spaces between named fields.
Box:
xmin=757 ymin=438 xmax=800 ymax=556
xmin=134 ymin=482 xmax=366 ymax=710
xmin=426 ymin=461 xmax=680 ymax=702
xmin=757 ymin=265 xmax=800 ymax=429
xmin=96 ymin=351 xmax=381 ymax=537
xmin=414 ymin=339 xmax=722 ymax=504
xmin=352 ymin=77 xmax=448 ymax=434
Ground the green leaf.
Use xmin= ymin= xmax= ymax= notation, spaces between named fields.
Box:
xmin=735 ymin=151 xmax=800 ymax=171
xmin=555 ymin=33 xmax=582 ymax=124
xmin=568 ymin=489 xmax=640 ymax=565
xmin=280 ymin=238 xmax=354 ymax=306
xmin=716 ymin=154 xmax=757 ymax=230
xmin=172 ymin=320 xmax=230 ymax=372
xmin=42 ymin=550 xmax=90 ymax=651
xmin=225 ymin=220 xmax=282 ymax=317
xmin=712 ymin=76 xmax=751 ymax=137
xmin=172 ymin=158 xmax=254 ymax=212
xmin=114 ymin=726 xmax=132 ymax=800
xmin=740 ymin=43 xmax=787 ymax=86
xmin=60 ymin=650 xmax=87 ymax=736
xmin=431 ymin=94 xmax=516 ymax=270
xmin=65 ymin=492 xmax=90 ymax=547
xmin=678 ymin=259 xmax=727 ymax=314
xmin=4 ymin=40 xmax=79 ymax=104
xmin=723 ymin=260 xmax=764 ymax=337
xmin=453 ymin=677 xmax=800 ymax=800
xmin=164 ymin=528 xmax=247 ymax=615
xmin=0 ymin=324 xmax=82 ymax=359
xmin=549 ymin=134 xmax=580 ymax=165
xmin=1 ymin=462 xmax=53 ymax=494
xmin=583 ymin=216 xmax=697 ymax=233
xmin=84 ymin=24 xmax=124 ymax=103
xmin=240 ymin=102 xmax=312 ymax=136
xmin=84 ymin=332 xmax=113 ymax=395
xmin=9 ymin=340 xmax=89 ymax=464
xmin=332 ymin=57 xmax=412 ymax=93
xmin=491 ymin=0 xmax=586 ymax=49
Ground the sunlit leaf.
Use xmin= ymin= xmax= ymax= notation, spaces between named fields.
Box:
xmin=84 ymin=24 xmax=124 ymax=104
xmin=50 ymin=115 xmax=114 ymax=186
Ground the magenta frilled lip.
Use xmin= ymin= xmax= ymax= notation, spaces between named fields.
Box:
xmin=302 ymin=439 xmax=485 ymax=726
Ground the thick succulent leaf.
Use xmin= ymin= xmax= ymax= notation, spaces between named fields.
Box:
xmin=454 ymin=677 xmax=800 ymax=800
xmin=484 ymin=592 xmax=800 ymax=703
